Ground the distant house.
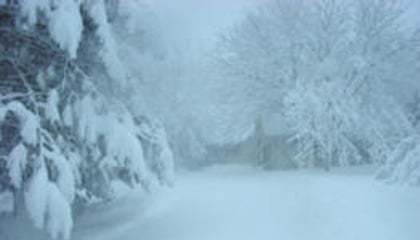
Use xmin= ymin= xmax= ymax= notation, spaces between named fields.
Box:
xmin=205 ymin=114 xmax=296 ymax=170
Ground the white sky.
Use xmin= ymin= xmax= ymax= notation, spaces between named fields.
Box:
xmin=150 ymin=0 xmax=261 ymax=49
xmin=406 ymin=1 xmax=420 ymax=27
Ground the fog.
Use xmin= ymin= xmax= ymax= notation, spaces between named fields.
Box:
xmin=152 ymin=0 xmax=259 ymax=43
xmin=0 ymin=1 xmax=420 ymax=240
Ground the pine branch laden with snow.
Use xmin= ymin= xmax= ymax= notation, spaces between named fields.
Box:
xmin=25 ymin=165 xmax=73 ymax=240
xmin=69 ymin=90 xmax=155 ymax=192
xmin=0 ymin=75 xmax=174 ymax=240
xmin=17 ymin=0 xmax=135 ymax=90
xmin=83 ymin=0 xmax=128 ymax=86
xmin=0 ymin=100 xmax=75 ymax=240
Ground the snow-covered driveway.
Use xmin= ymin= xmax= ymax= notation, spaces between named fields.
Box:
xmin=74 ymin=166 xmax=420 ymax=240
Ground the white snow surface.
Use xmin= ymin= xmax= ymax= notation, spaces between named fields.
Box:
xmin=75 ymin=165 xmax=420 ymax=240
xmin=2 ymin=165 xmax=420 ymax=240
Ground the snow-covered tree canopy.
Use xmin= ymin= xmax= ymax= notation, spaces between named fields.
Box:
xmin=212 ymin=0 xmax=419 ymax=173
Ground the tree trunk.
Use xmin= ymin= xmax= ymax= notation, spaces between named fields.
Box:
xmin=255 ymin=116 xmax=266 ymax=167
xmin=12 ymin=188 xmax=25 ymax=218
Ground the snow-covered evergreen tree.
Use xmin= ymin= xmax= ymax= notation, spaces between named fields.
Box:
xmin=0 ymin=1 xmax=175 ymax=238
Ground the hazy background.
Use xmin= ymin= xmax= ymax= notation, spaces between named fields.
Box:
xmin=150 ymin=0 xmax=262 ymax=49
xmin=150 ymin=0 xmax=420 ymax=47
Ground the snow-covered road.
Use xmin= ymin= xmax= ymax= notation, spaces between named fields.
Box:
xmin=72 ymin=165 xmax=420 ymax=240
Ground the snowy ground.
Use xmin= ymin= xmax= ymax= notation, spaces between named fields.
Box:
xmin=2 ymin=165 xmax=420 ymax=240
